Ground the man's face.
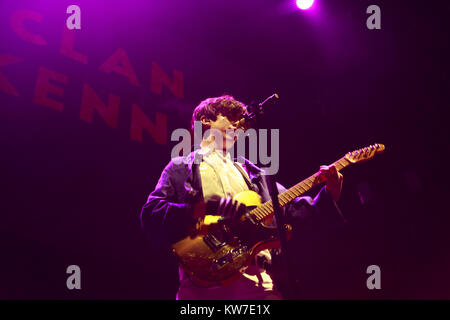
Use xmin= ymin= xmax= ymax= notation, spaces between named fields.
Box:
xmin=202 ymin=114 xmax=241 ymax=151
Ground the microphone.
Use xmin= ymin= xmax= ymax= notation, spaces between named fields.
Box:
xmin=237 ymin=93 xmax=279 ymax=128
xmin=258 ymin=93 xmax=279 ymax=107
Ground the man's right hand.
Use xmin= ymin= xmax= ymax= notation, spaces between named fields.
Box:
xmin=192 ymin=196 xmax=246 ymax=221
xmin=206 ymin=196 xmax=246 ymax=219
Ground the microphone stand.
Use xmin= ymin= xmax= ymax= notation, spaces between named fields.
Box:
xmin=245 ymin=94 xmax=297 ymax=299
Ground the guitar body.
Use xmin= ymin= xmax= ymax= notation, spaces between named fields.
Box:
xmin=171 ymin=190 xmax=292 ymax=288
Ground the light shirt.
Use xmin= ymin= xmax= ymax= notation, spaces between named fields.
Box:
xmin=176 ymin=143 xmax=281 ymax=300
xmin=199 ymin=147 xmax=249 ymax=201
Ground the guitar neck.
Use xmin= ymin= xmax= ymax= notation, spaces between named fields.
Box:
xmin=249 ymin=156 xmax=352 ymax=223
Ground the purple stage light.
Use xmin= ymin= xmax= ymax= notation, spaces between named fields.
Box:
xmin=296 ymin=0 xmax=315 ymax=10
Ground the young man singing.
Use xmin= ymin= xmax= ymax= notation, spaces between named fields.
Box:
xmin=140 ymin=95 xmax=345 ymax=300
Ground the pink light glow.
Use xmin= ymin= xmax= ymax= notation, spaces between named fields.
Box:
xmin=296 ymin=0 xmax=315 ymax=10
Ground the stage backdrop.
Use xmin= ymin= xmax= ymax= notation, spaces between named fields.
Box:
xmin=0 ymin=0 xmax=448 ymax=299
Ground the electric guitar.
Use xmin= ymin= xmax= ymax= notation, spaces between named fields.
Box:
xmin=171 ymin=144 xmax=386 ymax=287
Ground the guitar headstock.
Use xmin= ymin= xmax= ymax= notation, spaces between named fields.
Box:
xmin=345 ymin=144 xmax=385 ymax=164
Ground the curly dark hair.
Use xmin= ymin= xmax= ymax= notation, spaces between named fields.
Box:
xmin=191 ymin=95 xmax=248 ymax=132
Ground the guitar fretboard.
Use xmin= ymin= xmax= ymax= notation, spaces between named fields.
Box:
xmin=249 ymin=156 xmax=351 ymax=222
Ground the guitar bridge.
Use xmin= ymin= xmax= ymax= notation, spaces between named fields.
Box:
xmin=212 ymin=245 xmax=248 ymax=270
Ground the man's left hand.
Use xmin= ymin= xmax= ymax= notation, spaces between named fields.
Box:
xmin=318 ymin=165 xmax=343 ymax=202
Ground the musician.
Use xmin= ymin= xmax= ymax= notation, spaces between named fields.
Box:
xmin=140 ymin=95 xmax=345 ymax=300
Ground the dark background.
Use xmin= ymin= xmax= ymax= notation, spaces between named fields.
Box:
xmin=0 ymin=0 xmax=448 ymax=299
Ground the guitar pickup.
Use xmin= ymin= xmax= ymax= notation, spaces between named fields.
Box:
xmin=203 ymin=233 xmax=226 ymax=251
